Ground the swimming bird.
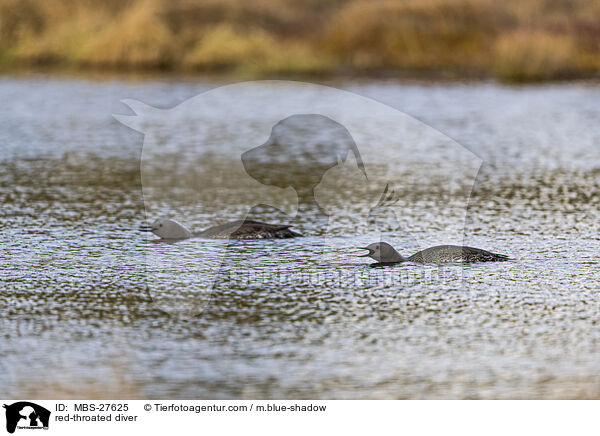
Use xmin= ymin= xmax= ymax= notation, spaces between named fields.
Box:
xmin=358 ymin=242 xmax=509 ymax=264
xmin=140 ymin=218 xmax=302 ymax=240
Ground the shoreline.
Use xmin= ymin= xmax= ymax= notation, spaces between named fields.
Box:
xmin=2 ymin=0 xmax=598 ymax=85
xmin=1 ymin=65 xmax=599 ymax=86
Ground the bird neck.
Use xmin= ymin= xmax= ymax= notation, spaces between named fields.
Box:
xmin=388 ymin=250 xmax=405 ymax=263
xmin=381 ymin=246 xmax=405 ymax=263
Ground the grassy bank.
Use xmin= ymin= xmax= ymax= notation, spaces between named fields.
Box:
xmin=0 ymin=0 xmax=598 ymax=82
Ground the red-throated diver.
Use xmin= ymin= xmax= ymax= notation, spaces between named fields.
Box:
xmin=358 ymin=242 xmax=509 ymax=263
xmin=140 ymin=218 xmax=302 ymax=240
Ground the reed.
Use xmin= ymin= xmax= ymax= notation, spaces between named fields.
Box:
xmin=0 ymin=0 xmax=597 ymax=81
xmin=493 ymin=30 xmax=576 ymax=82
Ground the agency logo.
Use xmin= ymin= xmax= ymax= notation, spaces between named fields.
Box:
xmin=3 ymin=402 xmax=50 ymax=434
xmin=116 ymin=80 xmax=481 ymax=317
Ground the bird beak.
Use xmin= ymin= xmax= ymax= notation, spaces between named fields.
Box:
xmin=357 ymin=247 xmax=373 ymax=257
xmin=139 ymin=224 xmax=155 ymax=232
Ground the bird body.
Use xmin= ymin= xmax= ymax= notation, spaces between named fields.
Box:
xmin=407 ymin=245 xmax=509 ymax=263
xmin=194 ymin=220 xmax=301 ymax=239
xmin=359 ymin=242 xmax=509 ymax=264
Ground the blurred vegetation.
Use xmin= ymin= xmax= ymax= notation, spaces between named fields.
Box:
xmin=0 ymin=0 xmax=598 ymax=82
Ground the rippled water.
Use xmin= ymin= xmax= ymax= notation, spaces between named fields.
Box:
xmin=1 ymin=76 xmax=599 ymax=399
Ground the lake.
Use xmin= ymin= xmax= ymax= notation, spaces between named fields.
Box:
xmin=1 ymin=75 xmax=599 ymax=399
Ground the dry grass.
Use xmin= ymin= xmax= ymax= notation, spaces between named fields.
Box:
xmin=493 ymin=30 xmax=576 ymax=82
xmin=0 ymin=0 xmax=598 ymax=81
xmin=322 ymin=0 xmax=513 ymax=72
xmin=182 ymin=24 xmax=333 ymax=74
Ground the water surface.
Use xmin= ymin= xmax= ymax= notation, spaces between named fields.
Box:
xmin=1 ymin=77 xmax=599 ymax=398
